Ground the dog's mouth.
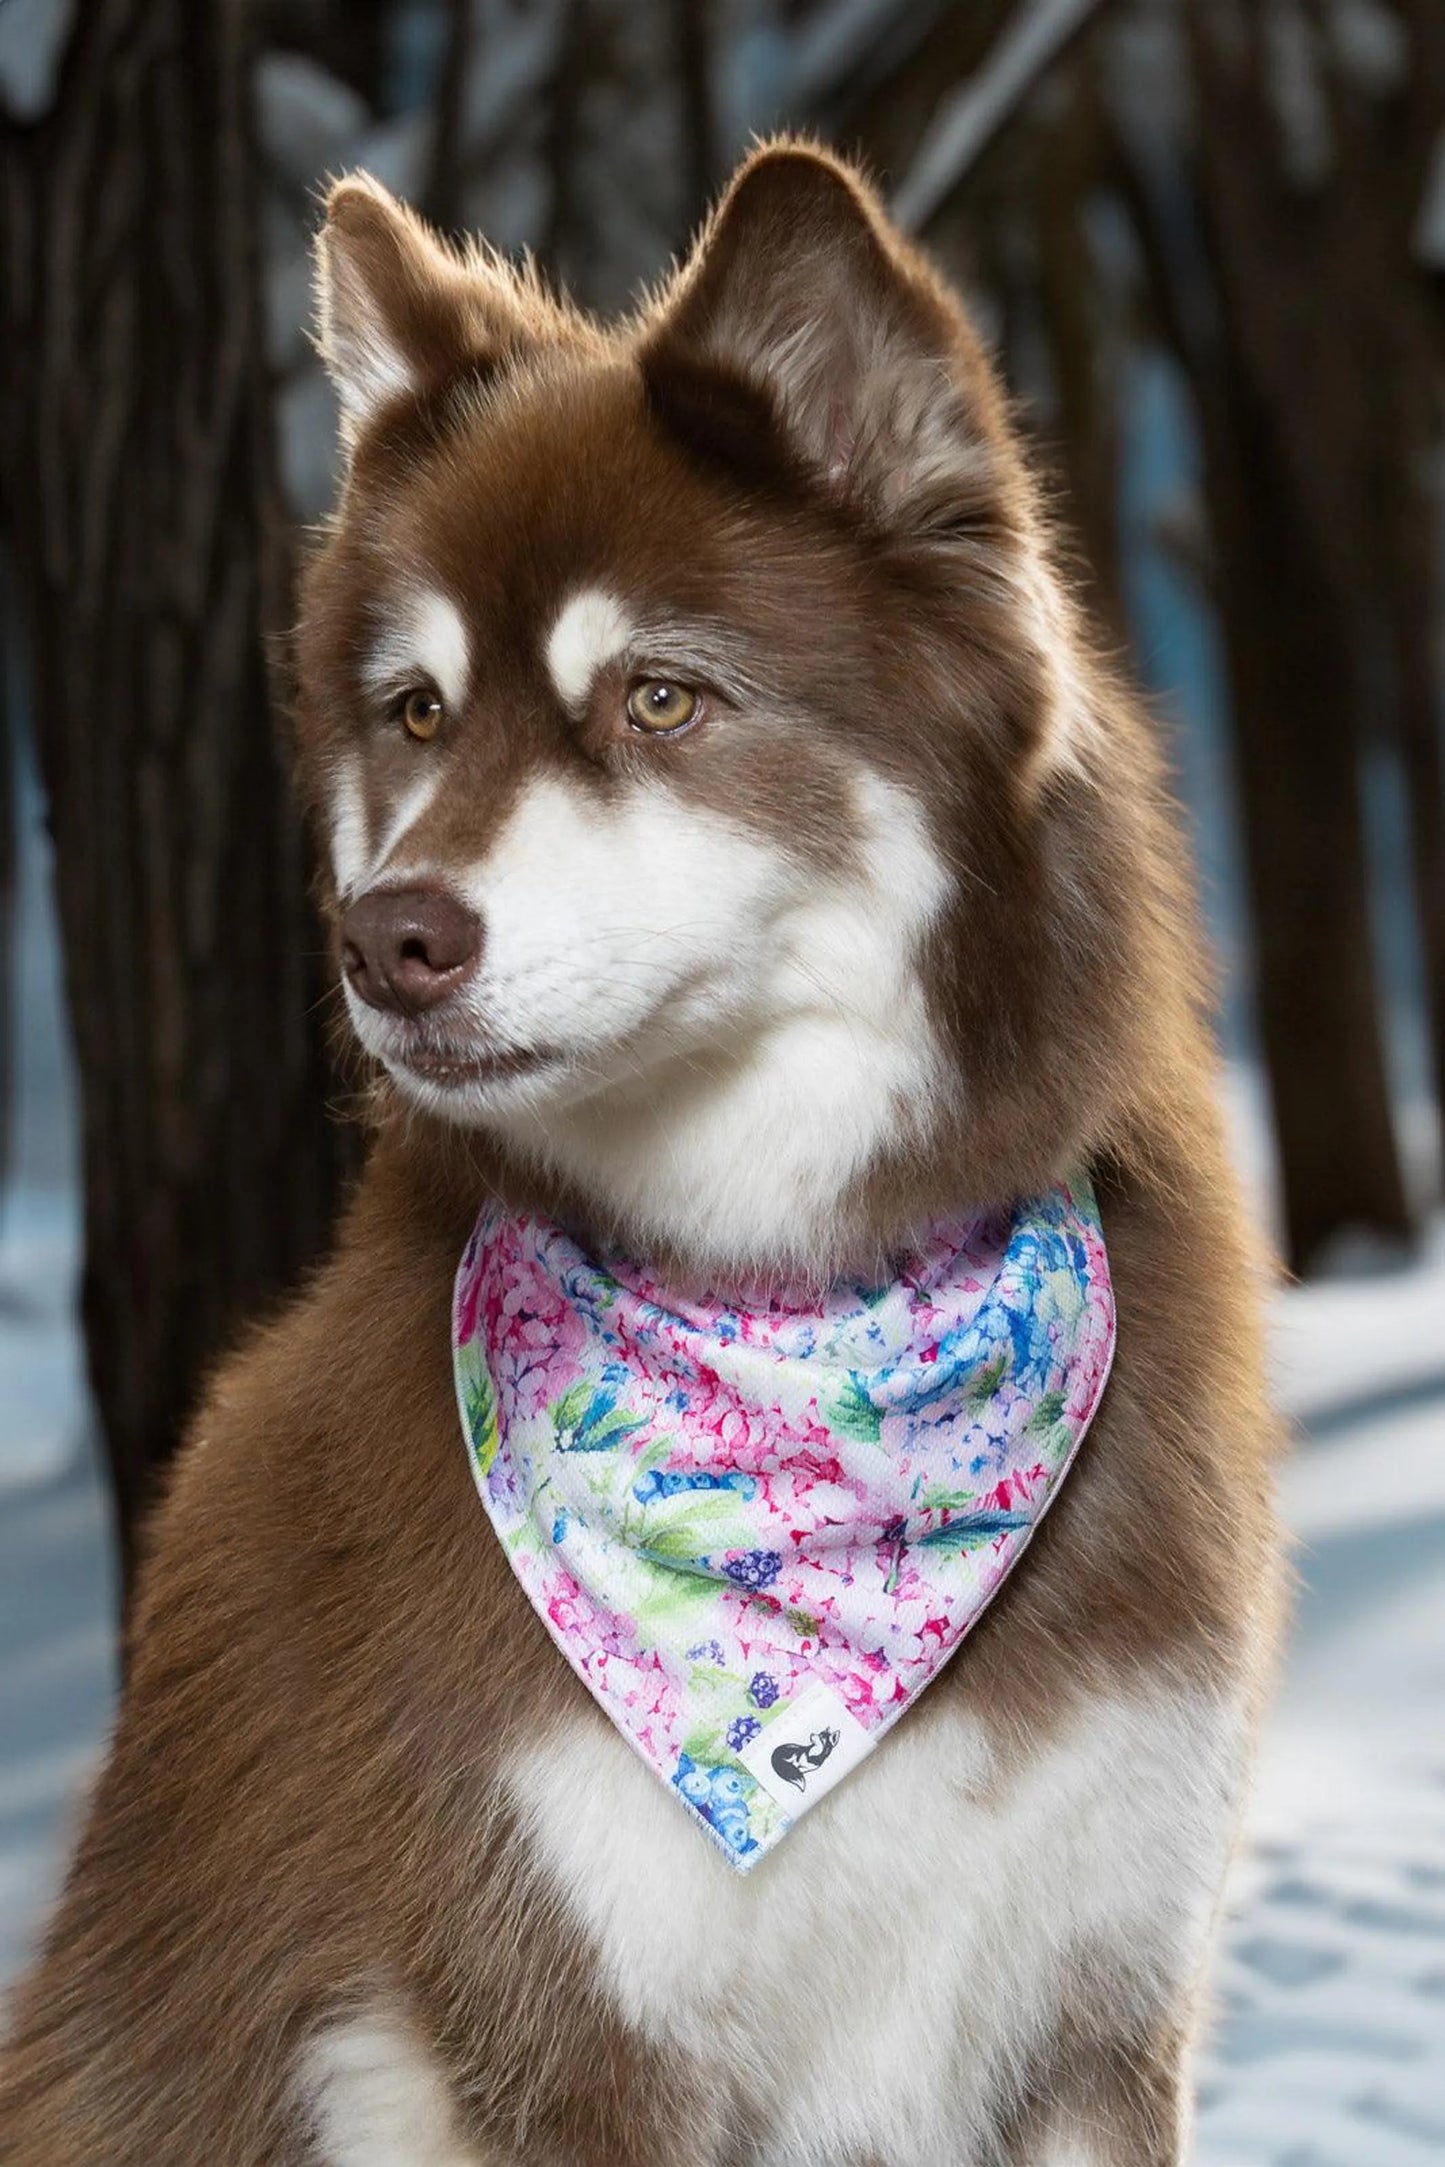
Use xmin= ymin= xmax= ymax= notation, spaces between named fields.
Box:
xmin=342 ymin=980 xmax=567 ymax=1104
xmin=394 ymin=1042 xmax=554 ymax=1090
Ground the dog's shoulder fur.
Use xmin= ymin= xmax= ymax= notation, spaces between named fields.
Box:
xmin=0 ymin=141 xmax=1284 ymax=2167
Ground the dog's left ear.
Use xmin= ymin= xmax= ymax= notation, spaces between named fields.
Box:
xmin=642 ymin=143 xmax=1003 ymax=533
xmin=315 ymin=173 xmax=540 ymax=445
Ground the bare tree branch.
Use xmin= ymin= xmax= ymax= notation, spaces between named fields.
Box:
xmin=892 ymin=0 xmax=1107 ymax=231
xmin=423 ymin=0 xmax=478 ymax=233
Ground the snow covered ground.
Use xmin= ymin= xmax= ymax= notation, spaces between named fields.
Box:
xmin=1195 ymin=1218 xmax=1445 ymax=2166
xmin=2 ymin=768 xmax=1443 ymax=2158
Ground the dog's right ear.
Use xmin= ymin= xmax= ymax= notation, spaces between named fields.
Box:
xmin=314 ymin=175 xmax=536 ymax=445
xmin=641 ymin=142 xmax=1006 ymax=539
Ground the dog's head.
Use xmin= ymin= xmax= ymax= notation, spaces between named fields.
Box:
xmin=295 ymin=144 xmax=1174 ymax=1273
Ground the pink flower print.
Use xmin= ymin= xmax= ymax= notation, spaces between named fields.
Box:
xmin=489 ymin=1268 xmax=590 ymax=1420
xmin=668 ymin=1368 xmax=773 ymax=1467
xmin=1065 ymin=1337 xmax=1111 ymax=1423
xmin=716 ymin=1406 xmax=766 ymax=1459
xmin=455 ymin=1257 xmax=485 ymax=1348
xmin=838 ymin=1669 xmax=882 ymax=1720
xmin=879 ymin=1556 xmax=930 ymax=1607
xmin=776 ymin=1440 xmax=852 ymax=1486
xmin=544 ymin=1570 xmax=589 ymax=1640
xmin=597 ymin=1609 xmax=640 ymax=1662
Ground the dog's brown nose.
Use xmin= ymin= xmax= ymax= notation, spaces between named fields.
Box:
xmin=341 ymin=885 xmax=482 ymax=1016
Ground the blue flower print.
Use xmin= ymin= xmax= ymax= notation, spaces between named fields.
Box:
xmin=674 ymin=1756 xmax=714 ymax=1808
xmin=711 ymin=1804 xmax=753 ymax=1853
xmin=671 ymin=1753 xmax=759 ymax=1858
xmin=726 ymin=1715 xmax=762 ymax=1752
xmin=723 ymin=1548 xmax=782 ymax=1591
xmin=686 ymin=1639 xmax=727 ymax=1664
xmin=632 ymin=1467 xmax=759 ymax=1506
xmin=748 ymin=1671 xmax=779 ymax=1709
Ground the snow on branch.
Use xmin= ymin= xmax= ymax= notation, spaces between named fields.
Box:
xmin=891 ymin=0 xmax=1107 ymax=233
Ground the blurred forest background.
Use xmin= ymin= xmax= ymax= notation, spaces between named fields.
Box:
xmin=1 ymin=0 xmax=1443 ymax=1586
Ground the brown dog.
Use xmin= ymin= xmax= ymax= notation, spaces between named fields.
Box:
xmin=0 ymin=142 xmax=1283 ymax=2165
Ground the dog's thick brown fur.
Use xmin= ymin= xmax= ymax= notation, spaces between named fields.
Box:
xmin=1 ymin=142 xmax=1283 ymax=2166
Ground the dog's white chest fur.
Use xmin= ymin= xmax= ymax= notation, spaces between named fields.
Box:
xmin=502 ymin=1678 xmax=1241 ymax=2165
xmin=305 ymin=1677 xmax=1239 ymax=2163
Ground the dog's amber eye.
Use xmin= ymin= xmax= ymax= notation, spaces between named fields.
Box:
xmin=626 ymin=679 xmax=699 ymax=735
xmin=401 ymin=688 xmax=443 ymax=742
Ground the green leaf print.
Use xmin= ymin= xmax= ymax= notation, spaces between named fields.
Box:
xmin=551 ymin=1381 xmax=647 ymax=1453
xmin=550 ymin=1381 xmax=590 ymax=1429
xmin=636 ymin=1489 xmax=753 ymax=1556
xmin=827 ymin=1374 xmax=884 ymax=1444
xmin=586 ymin=1408 xmax=647 ymax=1447
xmin=1027 ymin=1388 xmax=1066 ymax=1433
xmin=632 ymin=1565 xmax=719 ymax=1634
xmin=680 ymin=1718 xmax=739 ymax=1766
xmin=914 ymin=1521 xmax=1001 ymax=1552
xmin=917 ymin=1487 xmax=980 ymax=1514
xmin=635 ymin=1519 xmax=731 ymax=1568
xmin=966 ymin=1353 xmax=1006 ymax=1401
xmin=463 ymin=1366 xmax=499 ymax=1476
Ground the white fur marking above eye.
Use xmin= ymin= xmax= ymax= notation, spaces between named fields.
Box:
xmin=414 ymin=589 xmax=472 ymax=713
xmin=545 ymin=588 xmax=634 ymax=711
xmin=329 ymin=756 xmax=370 ymax=900
xmin=366 ymin=588 xmax=472 ymax=715
xmin=299 ymin=2008 xmax=484 ymax=2166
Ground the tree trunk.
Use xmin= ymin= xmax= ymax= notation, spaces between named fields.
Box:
xmin=1088 ymin=1 xmax=1419 ymax=1271
xmin=1177 ymin=0 xmax=1418 ymax=1267
xmin=1200 ymin=363 xmax=1413 ymax=1269
xmin=542 ymin=0 xmax=719 ymax=313
xmin=0 ymin=0 xmax=346 ymax=1596
xmin=1381 ymin=411 xmax=1445 ymax=1137
xmin=0 ymin=585 xmax=13 ymax=1193
xmin=1370 ymin=0 xmax=1445 ymax=1158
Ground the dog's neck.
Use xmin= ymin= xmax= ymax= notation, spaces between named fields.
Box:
xmin=482 ymin=1013 xmax=941 ymax=1281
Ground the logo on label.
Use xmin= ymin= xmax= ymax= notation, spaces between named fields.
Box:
xmin=769 ymin=1726 xmax=840 ymax=1793
xmin=739 ymin=1681 xmax=873 ymax=1816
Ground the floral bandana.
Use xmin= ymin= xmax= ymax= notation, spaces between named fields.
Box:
xmin=453 ymin=1179 xmax=1114 ymax=1871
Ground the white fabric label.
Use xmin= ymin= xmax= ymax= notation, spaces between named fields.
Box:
xmin=739 ymin=1682 xmax=875 ymax=1817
